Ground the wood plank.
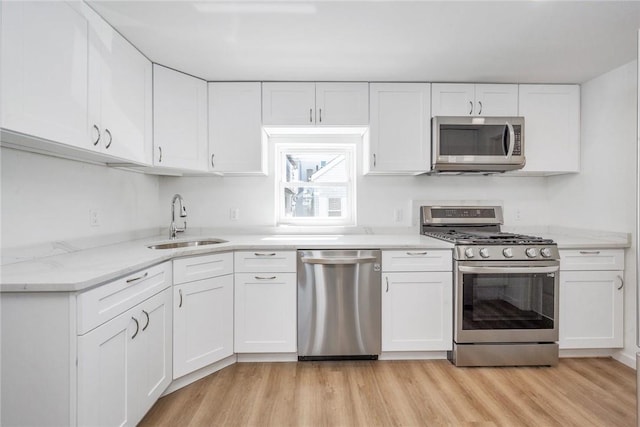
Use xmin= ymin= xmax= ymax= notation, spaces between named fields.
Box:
xmin=140 ymin=358 xmax=636 ymax=427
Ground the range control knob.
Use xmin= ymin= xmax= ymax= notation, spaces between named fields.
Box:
xmin=525 ymin=248 xmax=538 ymax=258
xmin=540 ymin=248 xmax=552 ymax=258
xmin=464 ymin=248 xmax=475 ymax=259
xmin=479 ymin=248 xmax=490 ymax=258
xmin=502 ymin=247 xmax=514 ymax=258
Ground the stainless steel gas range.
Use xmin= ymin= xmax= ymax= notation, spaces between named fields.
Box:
xmin=420 ymin=205 xmax=560 ymax=367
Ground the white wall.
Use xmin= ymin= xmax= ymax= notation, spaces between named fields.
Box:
xmin=1 ymin=148 xmax=163 ymax=253
xmin=547 ymin=60 xmax=638 ymax=365
xmin=159 ymin=143 xmax=549 ymax=230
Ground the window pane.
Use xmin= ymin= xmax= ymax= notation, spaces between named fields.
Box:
xmin=283 ymin=185 xmax=348 ymax=219
xmin=284 ymin=153 xmax=347 ymax=183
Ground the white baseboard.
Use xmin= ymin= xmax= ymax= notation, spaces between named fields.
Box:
xmin=612 ymin=351 xmax=637 ymax=369
xmin=236 ymin=353 xmax=298 ymax=363
xmin=559 ymin=348 xmax=615 ymax=358
xmin=163 ymin=354 xmax=237 ymax=395
xmin=379 ymin=351 xmax=448 ymax=361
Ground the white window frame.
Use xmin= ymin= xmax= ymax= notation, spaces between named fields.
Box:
xmin=274 ymin=138 xmax=357 ymax=227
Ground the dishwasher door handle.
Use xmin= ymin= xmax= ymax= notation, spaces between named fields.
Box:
xmin=300 ymin=256 xmax=377 ymax=265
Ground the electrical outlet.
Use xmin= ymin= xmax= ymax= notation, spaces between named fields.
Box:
xmin=230 ymin=208 xmax=239 ymax=221
xmin=89 ymin=209 xmax=101 ymax=227
xmin=515 ymin=208 xmax=522 ymax=222
xmin=394 ymin=208 xmax=403 ymax=223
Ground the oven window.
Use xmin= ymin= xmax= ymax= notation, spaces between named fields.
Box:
xmin=461 ymin=272 xmax=555 ymax=330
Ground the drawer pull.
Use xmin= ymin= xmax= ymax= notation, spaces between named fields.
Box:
xmin=617 ymin=275 xmax=624 ymax=290
xmin=254 ymin=252 xmax=276 ymax=257
xmin=126 ymin=272 xmax=149 ymax=284
xmin=142 ymin=310 xmax=150 ymax=331
xmin=579 ymin=251 xmax=601 ymax=255
xmin=406 ymin=251 xmax=428 ymax=256
xmin=131 ymin=317 xmax=140 ymax=339
xmin=255 ymin=276 xmax=276 ymax=280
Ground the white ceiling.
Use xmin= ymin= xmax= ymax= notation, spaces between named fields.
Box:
xmin=89 ymin=1 xmax=640 ymax=84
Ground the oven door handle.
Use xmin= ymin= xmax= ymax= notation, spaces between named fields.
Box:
xmin=458 ymin=265 xmax=559 ymax=274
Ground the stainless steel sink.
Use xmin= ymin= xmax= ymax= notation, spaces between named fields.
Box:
xmin=147 ymin=238 xmax=227 ymax=250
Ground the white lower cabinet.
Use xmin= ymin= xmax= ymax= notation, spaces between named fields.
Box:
xmin=381 ymin=250 xmax=453 ymax=352
xmin=382 ymin=272 xmax=453 ymax=351
xmin=173 ymin=274 xmax=234 ymax=378
xmin=77 ymin=277 xmax=172 ymax=427
xmin=234 ymin=273 xmax=297 ymax=353
xmin=559 ymin=249 xmax=624 ymax=349
xmin=172 ymin=253 xmax=234 ymax=378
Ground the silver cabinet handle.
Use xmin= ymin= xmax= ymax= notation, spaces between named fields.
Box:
xmin=406 ymin=251 xmax=428 ymax=256
xmin=254 ymin=252 xmax=276 ymax=257
xmin=469 ymin=101 xmax=473 ymax=115
xmin=131 ymin=317 xmax=140 ymax=339
xmin=126 ymin=272 xmax=148 ymax=284
xmin=319 ymin=108 xmax=322 ymax=123
xmin=211 ymin=154 xmax=215 ymax=168
xmin=104 ymin=128 xmax=112 ymax=149
xmin=255 ymin=276 xmax=276 ymax=280
xmin=385 ymin=276 xmax=389 ymax=293
xmin=617 ymin=275 xmax=624 ymax=290
xmin=142 ymin=310 xmax=150 ymax=331
xmin=579 ymin=250 xmax=601 ymax=255
xmin=310 ymin=108 xmax=313 ymax=123
xmin=373 ymin=153 xmax=377 ymax=167
xmin=477 ymin=101 xmax=483 ymax=115
xmin=92 ymin=124 xmax=101 ymax=146
xmin=178 ymin=289 xmax=183 ymax=308
xmin=158 ymin=146 xmax=163 ymax=163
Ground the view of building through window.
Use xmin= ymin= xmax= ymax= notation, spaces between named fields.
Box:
xmin=276 ymin=142 xmax=355 ymax=226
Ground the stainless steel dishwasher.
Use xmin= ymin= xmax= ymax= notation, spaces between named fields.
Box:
xmin=297 ymin=249 xmax=381 ymax=360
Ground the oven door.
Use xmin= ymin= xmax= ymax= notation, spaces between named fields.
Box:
xmin=454 ymin=260 xmax=559 ymax=343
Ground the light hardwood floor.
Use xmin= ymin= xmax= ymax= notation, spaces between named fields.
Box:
xmin=140 ymin=358 xmax=636 ymax=427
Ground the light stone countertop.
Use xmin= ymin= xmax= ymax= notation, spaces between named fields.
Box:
xmin=1 ymin=226 xmax=631 ymax=293
xmin=0 ymin=233 xmax=453 ymax=292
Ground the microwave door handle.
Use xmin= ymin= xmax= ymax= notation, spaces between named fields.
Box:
xmin=505 ymin=122 xmax=515 ymax=159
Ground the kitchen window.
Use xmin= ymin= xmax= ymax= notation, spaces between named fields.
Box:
xmin=275 ymin=138 xmax=357 ymax=226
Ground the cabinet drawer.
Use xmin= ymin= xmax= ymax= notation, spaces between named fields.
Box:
xmin=173 ymin=252 xmax=233 ymax=284
xmin=234 ymin=251 xmax=296 ymax=273
xmin=382 ymin=250 xmax=453 ymax=272
xmin=560 ymin=249 xmax=624 ymax=271
xmin=77 ymin=262 xmax=171 ymax=335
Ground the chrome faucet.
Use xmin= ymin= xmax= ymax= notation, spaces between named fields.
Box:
xmin=170 ymin=194 xmax=187 ymax=239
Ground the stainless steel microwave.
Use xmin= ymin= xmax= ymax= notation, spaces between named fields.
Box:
xmin=431 ymin=116 xmax=525 ymax=172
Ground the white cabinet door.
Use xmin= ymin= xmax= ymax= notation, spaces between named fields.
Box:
xmin=518 ymin=84 xmax=580 ymax=174
xmin=559 ymin=270 xmax=624 ymax=349
xmin=381 ymin=272 xmax=453 ymax=351
xmin=262 ymin=82 xmax=316 ymax=125
xmin=1 ymin=1 xmax=89 ymax=148
xmin=173 ymin=274 xmax=234 ymax=378
xmin=134 ymin=288 xmax=172 ymax=421
xmin=209 ymin=82 xmax=265 ymax=174
xmin=315 ymin=82 xmax=369 ymax=125
xmin=474 ymin=84 xmax=519 ymax=116
xmin=153 ymin=65 xmax=208 ymax=171
xmin=431 ymin=83 xmax=475 ymax=116
xmin=87 ymin=8 xmax=152 ymax=164
xmin=234 ymin=272 xmax=297 ymax=353
xmin=432 ymin=83 xmax=518 ymax=117
xmin=368 ymin=83 xmax=431 ymax=174
xmin=77 ymin=304 xmax=136 ymax=427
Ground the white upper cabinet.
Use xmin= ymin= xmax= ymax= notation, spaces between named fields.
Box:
xmin=209 ymin=82 xmax=265 ymax=174
xmin=517 ymin=84 xmax=580 ymax=175
xmin=1 ymin=1 xmax=89 ymax=148
xmin=262 ymin=82 xmax=368 ymax=126
xmin=87 ymin=7 xmax=152 ymax=164
xmin=153 ymin=65 xmax=208 ymax=171
xmin=367 ymin=83 xmax=431 ymax=174
xmin=431 ymin=83 xmax=518 ymax=117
